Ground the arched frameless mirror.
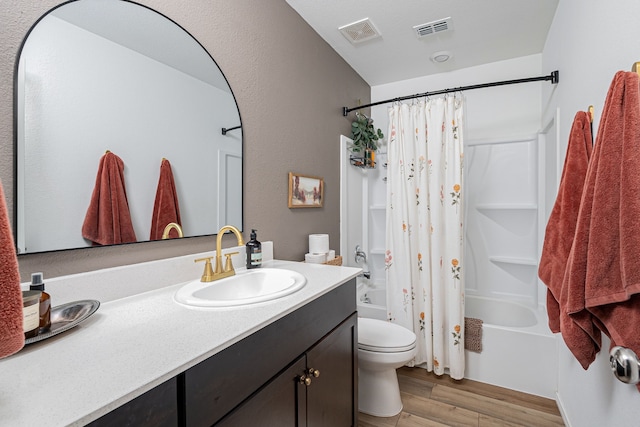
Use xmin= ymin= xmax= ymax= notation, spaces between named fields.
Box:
xmin=15 ymin=0 xmax=243 ymax=254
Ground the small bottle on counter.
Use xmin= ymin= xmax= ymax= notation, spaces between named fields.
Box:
xmin=22 ymin=291 xmax=41 ymax=339
xmin=30 ymin=272 xmax=51 ymax=332
xmin=246 ymin=229 xmax=262 ymax=269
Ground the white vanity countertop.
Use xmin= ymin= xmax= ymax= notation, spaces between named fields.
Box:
xmin=0 ymin=255 xmax=360 ymax=426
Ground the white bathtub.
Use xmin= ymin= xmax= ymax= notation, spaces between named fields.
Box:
xmin=464 ymin=295 xmax=558 ymax=398
xmin=357 ymin=286 xmax=386 ymax=320
xmin=356 ymin=286 xmax=558 ymax=399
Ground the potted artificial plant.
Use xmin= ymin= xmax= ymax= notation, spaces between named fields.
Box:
xmin=350 ymin=112 xmax=384 ymax=168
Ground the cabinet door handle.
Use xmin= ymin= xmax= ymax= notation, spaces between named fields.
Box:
xmin=307 ymin=368 xmax=320 ymax=378
xmin=298 ymin=375 xmax=312 ymax=386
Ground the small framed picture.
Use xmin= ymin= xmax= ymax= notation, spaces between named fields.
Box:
xmin=288 ymin=172 xmax=324 ymax=208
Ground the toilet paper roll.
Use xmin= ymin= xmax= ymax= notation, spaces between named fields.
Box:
xmin=309 ymin=234 xmax=329 ymax=254
xmin=327 ymin=249 xmax=336 ymax=260
xmin=305 ymin=252 xmax=327 ymax=264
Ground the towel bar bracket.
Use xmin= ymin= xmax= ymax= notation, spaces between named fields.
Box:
xmin=221 ymin=125 xmax=242 ymax=136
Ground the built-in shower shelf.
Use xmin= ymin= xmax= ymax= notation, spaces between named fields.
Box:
xmin=476 ymin=203 xmax=537 ymax=211
xmin=466 ymin=135 xmax=537 ymax=147
xmin=489 ymin=256 xmax=537 ymax=266
xmin=476 ymin=204 xmax=537 ymax=235
xmin=489 ymin=256 xmax=537 ymax=285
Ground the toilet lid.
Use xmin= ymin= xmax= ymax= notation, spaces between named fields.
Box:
xmin=358 ymin=317 xmax=416 ymax=353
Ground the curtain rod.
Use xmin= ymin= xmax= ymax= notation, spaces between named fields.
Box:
xmin=342 ymin=70 xmax=559 ymax=117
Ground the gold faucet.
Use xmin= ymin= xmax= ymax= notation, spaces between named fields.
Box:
xmin=196 ymin=225 xmax=245 ymax=282
xmin=162 ymin=222 xmax=184 ymax=239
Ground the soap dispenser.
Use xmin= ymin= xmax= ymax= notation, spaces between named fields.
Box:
xmin=246 ymin=229 xmax=262 ymax=269
xmin=30 ymin=272 xmax=51 ymax=332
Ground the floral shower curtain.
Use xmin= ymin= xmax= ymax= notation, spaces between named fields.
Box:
xmin=385 ymin=96 xmax=465 ymax=379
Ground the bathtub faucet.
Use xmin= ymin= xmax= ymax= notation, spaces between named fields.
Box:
xmin=359 ymin=271 xmax=371 ymax=279
xmin=355 ymin=245 xmax=367 ymax=264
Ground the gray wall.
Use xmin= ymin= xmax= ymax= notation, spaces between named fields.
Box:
xmin=0 ymin=0 xmax=370 ymax=280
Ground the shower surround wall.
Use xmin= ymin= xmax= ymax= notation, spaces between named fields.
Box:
xmin=369 ymin=54 xmax=546 ymax=304
xmin=359 ymin=132 xmax=557 ymax=397
xmin=364 ymin=54 xmax=557 ymax=396
xmin=465 ymin=135 xmax=540 ymax=307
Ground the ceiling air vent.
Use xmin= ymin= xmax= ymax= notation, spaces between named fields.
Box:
xmin=339 ymin=18 xmax=381 ymax=44
xmin=413 ymin=17 xmax=453 ymax=38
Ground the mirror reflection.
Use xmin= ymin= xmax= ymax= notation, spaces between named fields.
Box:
xmin=16 ymin=0 xmax=243 ymax=254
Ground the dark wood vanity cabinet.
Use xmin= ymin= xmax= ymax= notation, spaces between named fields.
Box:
xmin=184 ymin=280 xmax=357 ymax=427
xmin=216 ymin=313 xmax=357 ymax=427
xmin=87 ymin=377 xmax=179 ymax=427
xmin=216 ymin=355 xmax=308 ymax=426
xmin=87 ymin=280 xmax=357 ymax=427
xmin=306 ymin=314 xmax=357 ymax=426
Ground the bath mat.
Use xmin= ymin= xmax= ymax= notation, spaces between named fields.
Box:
xmin=464 ymin=317 xmax=483 ymax=353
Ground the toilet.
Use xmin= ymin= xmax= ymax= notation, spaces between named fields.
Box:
xmin=357 ymin=317 xmax=417 ymax=417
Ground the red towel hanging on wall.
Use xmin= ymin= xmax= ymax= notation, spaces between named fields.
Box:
xmin=562 ymin=71 xmax=640 ymax=391
xmin=539 ymin=110 xmax=593 ymax=333
xmin=539 ymin=111 xmax=600 ymax=368
xmin=150 ymin=158 xmax=181 ymax=240
xmin=81 ymin=151 xmax=137 ymax=245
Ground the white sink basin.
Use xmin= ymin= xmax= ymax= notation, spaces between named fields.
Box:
xmin=174 ymin=268 xmax=307 ymax=308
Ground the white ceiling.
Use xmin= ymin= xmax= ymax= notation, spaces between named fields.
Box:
xmin=285 ymin=0 xmax=559 ymax=86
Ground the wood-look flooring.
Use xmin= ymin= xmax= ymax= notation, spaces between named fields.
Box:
xmin=358 ymin=367 xmax=565 ymax=427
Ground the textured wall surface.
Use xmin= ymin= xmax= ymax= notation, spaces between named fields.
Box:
xmin=0 ymin=0 xmax=369 ymax=279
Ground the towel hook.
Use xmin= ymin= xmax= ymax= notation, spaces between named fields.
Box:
xmin=221 ymin=125 xmax=241 ymax=136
